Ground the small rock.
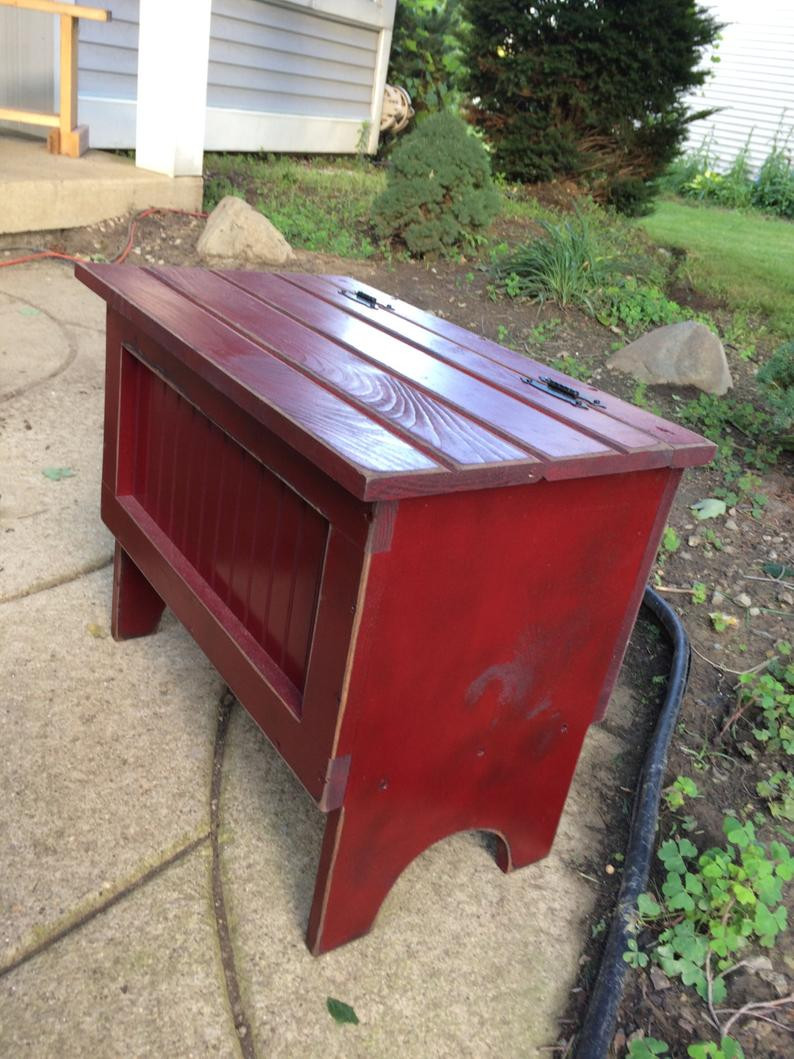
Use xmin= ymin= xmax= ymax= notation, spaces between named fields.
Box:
xmin=650 ymin=966 xmax=671 ymax=991
xmin=688 ymin=535 xmax=701 ymax=547
xmin=735 ymin=592 xmax=752 ymax=608
xmin=725 ymin=518 xmax=739 ymax=531
xmin=711 ymin=590 xmax=725 ymax=607
xmin=723 ymin=545 xmax=736 ymax=555
xmin=608 ymin=320 xmax=732 ymax=395
xmin=779 ymin=591 xmax=793 ymax=606
xmin=749 ymin=607 xmax=761 ymax=617
xmin=197 ymin=195 xmax=295 ymax=265
xmin=680 ymin=550 xmax=693 ymax=560
xmin=759 ymin=968 xmax=790 ymax=997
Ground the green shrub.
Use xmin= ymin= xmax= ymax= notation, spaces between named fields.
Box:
xmin=659 ymin=141 xmax=715 ymax=194
xmin=492 ymin=213 xmax=614 ymax=308
xmin=664 ymin=138 xmax=794 ymax=219
xmin=753 ymin=146 xmax=794 ymax=218
xmin=462 ymin=0 xmax=721 ymax=214
xmin=757 ymin=342 xmax=794 ymax=445
xmin=386 ymin=0 xmax=468 ymax=117
xmin=491 ymin=205 xmax=684 ymax=326
xmin=373 ymin=111 xmax=500 ymax=255
xmin=683 ymin=146 xmax=754 ymax=209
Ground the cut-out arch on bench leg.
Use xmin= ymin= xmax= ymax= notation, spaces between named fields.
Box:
xmin=305 ymin=805 xmax=558 ymax=955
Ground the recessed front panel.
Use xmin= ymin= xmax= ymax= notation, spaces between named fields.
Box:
xmin=118 ymin=348 xmax=328 ymax=693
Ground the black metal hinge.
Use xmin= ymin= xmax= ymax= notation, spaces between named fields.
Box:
xmin=340 ymin=288 xmax=394 ymax=312
xmin=521 ymin=375 xmax=605 ymax=410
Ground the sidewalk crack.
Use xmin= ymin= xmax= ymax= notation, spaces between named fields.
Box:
xmin=0 ymin=555 xmax=113 ymax=606
xmin=211 ymin=690 xmax=256 ymax=1059
xmin=0 ymin=834 xmax=209 ymax=981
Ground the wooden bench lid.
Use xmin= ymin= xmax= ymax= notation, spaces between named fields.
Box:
xmin=76 ymin=264 xmax=715 ymax=501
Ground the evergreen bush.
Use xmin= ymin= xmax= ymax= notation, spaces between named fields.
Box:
xmin=386 ymin=0 xmax=468 ymax=117
xmin=372 ymin=111 xmax=500 ymax=255
xmin=462 ymin=0 xmax=721 ymax=214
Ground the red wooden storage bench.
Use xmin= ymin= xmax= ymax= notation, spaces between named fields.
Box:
xmin=75 ymin=263 xmax=714 ymax=954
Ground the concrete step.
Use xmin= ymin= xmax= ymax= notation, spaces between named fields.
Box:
xmin=0 ymin=134 xmax=202 ymax=234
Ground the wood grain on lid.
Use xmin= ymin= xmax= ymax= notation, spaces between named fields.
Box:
xmin=75 ymin=263 xmax=716 ymax=500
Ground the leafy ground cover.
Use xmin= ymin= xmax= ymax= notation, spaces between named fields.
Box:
xmin=203 ymin=153 xmax=385 ymax=259
xmin=47 ymin=157 xmax=793 ymax=1056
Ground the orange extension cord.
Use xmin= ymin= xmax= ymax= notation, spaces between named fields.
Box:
xmin=0 ymin=206 xmax=208 ymax=270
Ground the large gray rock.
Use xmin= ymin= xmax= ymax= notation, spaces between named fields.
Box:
xmin=608 ymin=320 xmax=732 ymax=395
xmin=196 ymin=195 xmax=294 ymax=265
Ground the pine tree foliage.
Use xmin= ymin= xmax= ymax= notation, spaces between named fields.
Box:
xmin=462 ymin=0 xmax=722 ymax=213
xmin=373 ymin=111 xmax=500 ymax=255
xmin=387 ymin=0 xmax=468 ymax=117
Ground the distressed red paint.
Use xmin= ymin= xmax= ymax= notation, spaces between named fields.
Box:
xmin=76 ymin=264 xmax=714 ymax=954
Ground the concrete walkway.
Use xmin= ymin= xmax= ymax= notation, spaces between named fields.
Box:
xmin=0 ymin=262 xmax=635 ymax=1057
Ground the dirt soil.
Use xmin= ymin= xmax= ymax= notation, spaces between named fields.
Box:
xmin=4 ymin=210 xmax=792 ymax=1057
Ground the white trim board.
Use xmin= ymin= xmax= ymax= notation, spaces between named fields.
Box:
xmin=203 ymin=107 xmax=368 ymax=152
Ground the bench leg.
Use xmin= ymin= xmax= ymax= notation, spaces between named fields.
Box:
xmin=305 ymin=789 xmax=563 ymax=955
xmin=111 ymin=543 xmax=165 ymax=640
xmin=309 ymin=800 xmax=428 ymax=956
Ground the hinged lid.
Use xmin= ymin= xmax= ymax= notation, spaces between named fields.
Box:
xmin=76 ymin=264 xmax=715 ymax=501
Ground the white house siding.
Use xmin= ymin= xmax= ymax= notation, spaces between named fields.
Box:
xmin=685 ymin=0 xmax=794 ymax=171
xmin=0 ymin=0 xmax=392 ymax=155
xmin=204 ymin=0 xmax=383 ymax=152
xmin=78 ymin=0 xmax=140 ymax=148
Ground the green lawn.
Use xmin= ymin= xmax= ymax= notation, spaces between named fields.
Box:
xmin=639 ymin=199 xmax=794 ymax=333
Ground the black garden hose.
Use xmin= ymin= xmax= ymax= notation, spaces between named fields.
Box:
xmin=574 ymin=586 xmax=692 ymax=1059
